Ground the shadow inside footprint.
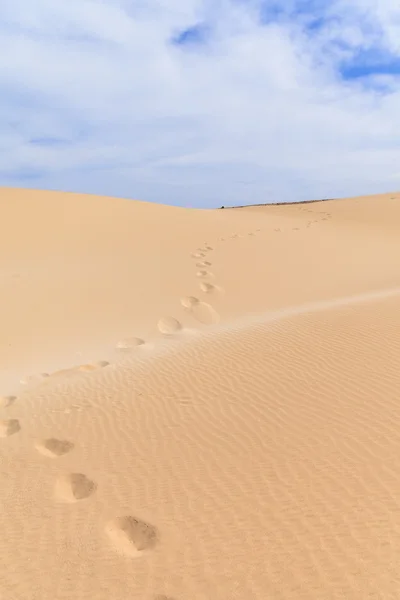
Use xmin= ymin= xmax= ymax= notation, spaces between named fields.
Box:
xmin=0 ymin=419 xmax=21 ymax=437
xmin=54 ymin=473 xmax=97 ymax=502
xmin=36 ymin=438 xmax=74 ymax=458
xmin=105 ymin=516 xmax=158 ymax=557
xmin=0 ymin=395 xmax=17 ymax=409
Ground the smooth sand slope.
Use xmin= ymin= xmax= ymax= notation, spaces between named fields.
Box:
xmin=1 ymin=188 xmax=400 ymax=599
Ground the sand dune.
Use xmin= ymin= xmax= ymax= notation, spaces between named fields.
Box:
xmin=1 ymin=188 xmax=400 ymax=599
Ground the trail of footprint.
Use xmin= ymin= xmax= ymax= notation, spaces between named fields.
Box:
xmin=180 ymin=296 xmax=220 ymax=325
xmin=0 ymin=419 xmax=21 ymax=437
xmin=54 ymin=473 xmax=97 ymax=502
xmin=36 ymin=438 xmax=74 ymax=458
xmin=157 ymin=317 xmax=182 ymax=335
xmin=105 ymin=516 xmax=158 ymax=557
xmin=0 ymin=395 xmax=17 ymax=409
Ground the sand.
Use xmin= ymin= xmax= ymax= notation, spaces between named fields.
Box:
xmin=1 ymin=188 xmax=400 ymax=599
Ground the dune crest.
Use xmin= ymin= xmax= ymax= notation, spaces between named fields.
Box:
xmin=1 ymin=188 xmax=400 ymax=598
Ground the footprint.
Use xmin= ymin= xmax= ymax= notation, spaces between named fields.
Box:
xmin=20 ymin=373 xmax=49 ymax=386
xmin=196 ymin=270 xmax=212 ymax=278
xmin=54 ymin=473 xmax=97 ymax=502
xmin=116 ymin=337 xmax=145 ymax=351
xmin=180 ymin=296 xmax=220 ymax=325
xmin=199 ymin=282 xmax=218 ymax=294
xmin=191 ymin=252 xmax=205 ymax=259
xmin=196 ymin=261 xmax=211 ymax=268
xmin=157 ymin=317 xmax=182 ymax=335
xmin=78 ymin=361 xmax=109 ymax=372
xmin=36 ymin=438 xmax=74 ymax=458
xmin=0 ymin=419 xmax=21 ymax=437
xmin=0 ymin=395 xmax=17 ymax=409
xmin=50 ymin=367 xmax=77 ymax=379
xmin=105 ymin=516 xmax=158 ymax=557
xmin=204 ymin=245 xmax=213 ymax=251
xmin=154 ymin=596 xmax=176 ymax=600
xmin=180 ymin=296 xmax=199 ymax=309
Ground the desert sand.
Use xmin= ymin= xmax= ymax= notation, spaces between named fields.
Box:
xmin=1 ymin=187 xmax=400 ymax=599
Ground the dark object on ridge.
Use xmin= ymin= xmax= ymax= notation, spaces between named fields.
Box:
xmin=220 ymin=205 xmax=225 ymax=209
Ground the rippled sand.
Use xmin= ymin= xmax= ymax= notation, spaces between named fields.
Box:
xmin=1 ymin=188 xmax=400 ymax=599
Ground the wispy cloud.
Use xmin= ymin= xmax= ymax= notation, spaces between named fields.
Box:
xmin=0 ymin=0 xmax=400 ymax=207
xmin=171 ymin=23 xmax=212 ymax=47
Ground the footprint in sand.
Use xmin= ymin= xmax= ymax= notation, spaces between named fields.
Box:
xmin=20 ymin=373 xmax=50 ymax=386
xmin=154 ymin=596 xmax=176 ymax=600
xmin=54 ymin=473 xmax=97 ymax=502
xmin=78 ymin=361 xmax=110 ymax=372
xmin=191 ymin=252 xmax=205 ymax=259
xmin=199 ymin=282 xmax=221 ymax=294
xmin=105 ymin=516 xmax=158 ymax=557
xmin=0 ymin=419 xmax=21 ymax=437
xmin=196 ymin=270 xmax=213 ymax=279
xmin=203 ymin=245 xmax=213 ymax=251
xmin=49 ymin=367 xmax=78 ymax=379
xmin=196 ymin=261 xmax=211 ymax=268
xmin=116 ymin=337 xmax=145 ymax=351
xmin=0 ymin=395 xmax=17 ymax=409
xmin=180 ymin=296 xmax=220 ymax=325
xmin=157 ymin=317 xmax=182 ymax=335
xmin=36 ymin=438 xmax=74 ymax=458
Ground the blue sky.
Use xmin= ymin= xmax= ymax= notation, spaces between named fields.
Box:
xmin=1 ymin=0 xmax=400 ymax=207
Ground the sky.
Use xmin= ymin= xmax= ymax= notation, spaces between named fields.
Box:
xmin=1 ymin=0 xmax=400 ymax=208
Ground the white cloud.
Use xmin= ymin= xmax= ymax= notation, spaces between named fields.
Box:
xmin=0 ymin=0 xmax=400 ymax=206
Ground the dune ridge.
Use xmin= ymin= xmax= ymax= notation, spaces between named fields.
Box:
xmin=1 ymin=188 xmax=400 ymax=599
